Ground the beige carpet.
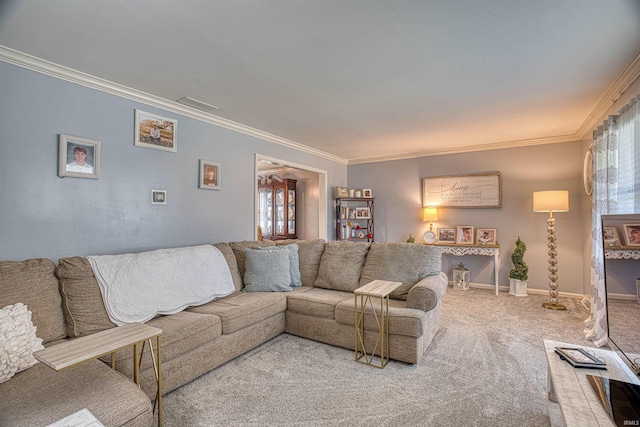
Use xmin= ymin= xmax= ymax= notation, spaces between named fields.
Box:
xmin=159 ymin=288 xmax=594 ymax=426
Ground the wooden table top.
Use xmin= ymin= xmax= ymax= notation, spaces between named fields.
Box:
xmin=34 ymin=322 xmax=162 ymax=371
xmin=354 ymin=280 xmax=402 ymax=297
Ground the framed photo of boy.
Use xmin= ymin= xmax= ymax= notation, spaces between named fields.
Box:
xmin=622 ymin=224 xmax=640 ymax=247
xmin=58 ymin=134 xmax=101 ymax=179
xmin=437 ymin=228 xmax=456 ymax=243
xmin=134 ymin=110 xmax=177 ymax=152
xmin=476 ymin=228 xmax=497 ymax=245
xmin=199 ymin=160 xmax=221 ymax=190
xmin=456 ymin=226 xmax=474 ymax=244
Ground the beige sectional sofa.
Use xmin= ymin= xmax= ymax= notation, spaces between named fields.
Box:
xmin=0 ymin=239 xmax=446 ymax=426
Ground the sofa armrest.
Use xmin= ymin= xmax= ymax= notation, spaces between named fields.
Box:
xmin=406 ymin=272 xmax=448 ymax=312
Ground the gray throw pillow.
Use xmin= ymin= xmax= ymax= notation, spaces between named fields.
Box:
xmin=257 ymin=244 xmax=302 ymax=287
xmin=243 ymin=248 xmax=292 ymax=292
xmin=314 ymin=241 xmax=371 ymax=292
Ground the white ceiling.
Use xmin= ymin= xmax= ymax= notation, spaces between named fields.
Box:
xmin=1 ymin=0 xmax=640 ymax=164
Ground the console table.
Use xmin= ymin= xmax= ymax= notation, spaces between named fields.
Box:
xmin=543 ymin=339 xmax=640 ymax=427
xmin=425 ymin=244 xmax=501 ymax=295
xmin=35 ymin=322 xmax=163 ymax=427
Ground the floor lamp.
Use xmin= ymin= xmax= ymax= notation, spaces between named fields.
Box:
xmin=533 ymin=190 xmax=569 ymax=310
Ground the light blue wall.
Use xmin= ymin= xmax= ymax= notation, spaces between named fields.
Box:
xmin=0 ymin=62 xmax=346 ymax=261
xmin=348 ymin=142 xmax=585 ymax=294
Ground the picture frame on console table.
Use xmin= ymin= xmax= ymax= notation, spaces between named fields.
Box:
xmin=476 ymin=228 xmax=497 ymax=245
xmin=456 ymin=226 xmax=474 ymax=244
xmin=437 ymin=228 xmax=456 ymax=243
xmin=422 ymin=172 xmax=502 ymax=208
xmin=622 ymin=224 xmax=640 ymax=247
xmin=554 ymin=347 xmax=607 ymax=369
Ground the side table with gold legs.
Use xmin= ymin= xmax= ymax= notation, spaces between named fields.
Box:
xmin=35 ymin=322 xmax=163 ymax=427
xmin=354 ymin=280 xmax=402 ymax=368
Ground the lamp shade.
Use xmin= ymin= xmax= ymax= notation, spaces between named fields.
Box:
xmin=423 ymin=207 xmax=438 ymax=222
xmin=533 ymin=190 xmax=569 ymax=213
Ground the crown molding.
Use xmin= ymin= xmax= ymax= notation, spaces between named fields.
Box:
xmin=575 ymin=52 xmax=640 ymax=139
xmin=348 ymin=133 xmax=580 ymax=165
xmin=0 ymin=45 xmax=348 ymax=166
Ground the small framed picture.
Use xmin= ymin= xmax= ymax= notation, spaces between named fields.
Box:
xmin=151 ymin=189 xmax=166 ymax=205
xmin=134 ymin=109 xmax=177 ymax=152
xmin=355 ymin=207 xmax=371 ymax=219
xmin=602 ymin=226 xmax=621 ymax=247
xmin=456 ymin=226 xmax=474 ymax=244
xmin=437 ymin=228 xmax=456 ymax=243
xmin=58 ymin=134 xmax=101 ymax=180
xmin=476 ymin=228 xmax=497 ymax=245
xmin=334 ymin=186 xmax=349 ymax=198
xmin=199 ymin=160 xmax=221 ymax=190
xmin=554 ymin=347 xmax=606 ymax=369
xmin=362 ymin=189 xmax=373 ymax=198
xmin=622 ymin=224 xmax=640 ymax=247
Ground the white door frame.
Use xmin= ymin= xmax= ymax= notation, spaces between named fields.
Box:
xmin=255 ymin=153 xmax=328 ymax=240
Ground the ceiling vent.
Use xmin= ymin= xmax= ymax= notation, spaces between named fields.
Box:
xmin=176 ymin=96 xmax=219 ymax=112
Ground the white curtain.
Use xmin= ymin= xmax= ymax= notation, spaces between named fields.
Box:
xmin=584 ymin=93 xmax=640 ymax=345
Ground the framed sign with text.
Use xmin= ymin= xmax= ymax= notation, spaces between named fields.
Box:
xmin=423 ymin=172 xmax=502 ymax=208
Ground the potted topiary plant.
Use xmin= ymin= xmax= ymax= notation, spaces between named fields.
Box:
xmin=509 ymin=237 xmax=528 ymax=296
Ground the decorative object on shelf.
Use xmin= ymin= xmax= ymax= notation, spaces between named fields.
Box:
xmin=452 ymin=262 xmax=469 ymax=290
xmin=58 ymin=134 xmax=101 ymax=180
xmin=603 ymin=226 xmax=622 ymax=248
xmin=533 ymin=190 xmax=569 ymax=310
xmin=622 ymin=224 xmax=640 ymax=247
xmin=423 ymin=172 xmax=502 ymax=208
xmin=456 ymin=225 xmax=474 ymax=244
xmin=406 ymin=234 xmax=415 ymax=243
xmin=422 ymin=207 xmax=438 ymax=243
xmin=198 ymin=159 xmax=221 ymax=190
xmin=437 ymin=228 xmax=456 ymax=243
xmin=355 ymin=207 xmax=370 ymax=219
xmin=362 ymin=189 xmax=372 ymax=198
xmin=508 ymin=237 xmax=528 ymax=297
xmin=134 ymin=109 xmax=177 ymax=152
xmin=151 ymin=189 xmax=166 ymax=205
xmin=334 ymin=186 xmax=349 ymax=198
xmin=354 ymin=190 xmax=362 ymax=198
xmin=349 ymin=189 xmax=355 ymax=197
xmin=476 ymin=228 xmax=497 ymax=245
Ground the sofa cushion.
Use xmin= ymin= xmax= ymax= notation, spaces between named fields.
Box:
xmin=0 ymin=303 xmax=44 ymax=383
xmin=286 ymin=288 xmax=353 ymax=319
xmin=213 ymin=242 xmax=244 ymax=293
xmin=101 ymin=311 xmax=222 ymax=373
xmin=359 ymin=242 xmax=442 ymax=300
xmin=314 ymin=241 xmax=370 ymax=292
xmin=243 ymin=248 xmax=292 ymax=292
xmin=0 ymin=359 xmax=152 ymax=427
xmin=257 ymin=244 xmax=302 ymax=287
xmin=187 ymin=291 xmax=287 ymax=334
xmin=0 ymin=258 xmax=67 ymax=344
xmin=276 ymin=239 xmax=325 ymax=287
xmin=56 ymin=257 xmax=116 ymax=338
xmin=229 ymin=240 xmax=277 ymax=281
xmin=334 ymin=298 xmax=425 ymax=338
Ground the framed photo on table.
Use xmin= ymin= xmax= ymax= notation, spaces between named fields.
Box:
xmin=437 ymin=228 xmax=456 ymax=243
xmin=622 ymin=224 xmax=640 ymax=247
xmin=476 ymin=228 xmax=497 ymax=245
xmin=602 ymin=226 xmax=621 ymax=247
xmin=456 ymin=226 xmax=474 ymax=244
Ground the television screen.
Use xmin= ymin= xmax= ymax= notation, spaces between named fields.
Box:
xmin=602 ymin=214 xmax=640 ymax=376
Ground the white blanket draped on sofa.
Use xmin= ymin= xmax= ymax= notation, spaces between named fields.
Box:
xmin=88 ymin=245 xmax=235 ymax=325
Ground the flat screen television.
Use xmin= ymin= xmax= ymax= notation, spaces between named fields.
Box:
xmin=601 ymin=214 xmax=640 ymax=377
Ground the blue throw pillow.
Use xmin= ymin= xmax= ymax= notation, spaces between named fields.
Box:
xmin=243 ymin=248 xmax=292 ymax=292
xmin=256 ymin=244 xmax=302 ymax=287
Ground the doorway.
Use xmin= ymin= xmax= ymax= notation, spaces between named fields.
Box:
xmin=255 ymin=154 xmax=328 ymax=240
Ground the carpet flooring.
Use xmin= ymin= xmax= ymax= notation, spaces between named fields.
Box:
xmin=159 ymin=288 xmax=594 ymax=426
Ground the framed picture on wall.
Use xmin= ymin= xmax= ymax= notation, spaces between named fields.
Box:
xmin=58 ymin=134 xmax=101 ymax=179
xmin=437 ymin=228 xmax=456 ymax=243
xmin=134 ymin=109 xmax=178 ymax=152
xmin=456 ymin=226 xmax=474 ymax=244
xmin=151 ymin=189 xmax=167 ymax=205
xmin=199 ymin=160 xmax=221 ymax=190
xmin=622 ymin=224 xmax=640 ymax=247
xmin=476 ymin=228 xmax=497 ymax=245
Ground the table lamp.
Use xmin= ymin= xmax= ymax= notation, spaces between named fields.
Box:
xmin=533 ymin=190 xmax=569 ymax=310
xmin=423 ymin=207 xmax=438 ymax=243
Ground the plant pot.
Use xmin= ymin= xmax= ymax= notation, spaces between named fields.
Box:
xmin=509 ymin=278 xmax=528 ymax=297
